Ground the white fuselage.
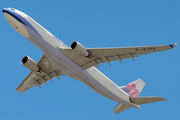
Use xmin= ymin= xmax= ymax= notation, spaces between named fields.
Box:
xmin=3 ymin=8 xmax=139 ymax=108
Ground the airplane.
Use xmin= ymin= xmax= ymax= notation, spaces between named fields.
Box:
xmin=3 ymin=8 xmax=177 ymax=114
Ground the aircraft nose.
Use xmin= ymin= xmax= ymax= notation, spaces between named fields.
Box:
xmin=2 ymin=8 xmax=7 ymax=13
xmin=2 ymin=8 xmax=16 ymax=14
xmin=2 ymin=8 xmax=12 ymax=15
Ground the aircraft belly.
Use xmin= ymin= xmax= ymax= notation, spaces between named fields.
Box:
xmin=83 ymin=68 xmax=130 ymax=104
xmin=44 ymin=47 xmax=90 ymax=81
xmin=83 ymin=77 xmax=129 ymax=104
xmin=22 ymin=26 xmax=53 ymax=52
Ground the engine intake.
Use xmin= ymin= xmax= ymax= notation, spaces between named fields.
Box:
xmin=21 ymin=56 xmax=38 ymax=71
xmin=71 ymin=41 xmax=89 ymax=57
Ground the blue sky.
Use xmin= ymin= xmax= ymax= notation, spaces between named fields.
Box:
xmin=1 ymin=1 xmax=179 ymax=120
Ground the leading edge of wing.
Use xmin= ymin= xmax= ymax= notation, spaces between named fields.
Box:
xmin=87 ymin=43 xmax=177 ymax=50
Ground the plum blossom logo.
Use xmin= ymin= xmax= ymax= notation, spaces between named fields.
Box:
xmin=127 ymin=83 xmax=139 ymax=97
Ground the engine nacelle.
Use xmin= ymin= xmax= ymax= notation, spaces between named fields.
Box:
xmin=70 ymin=41 xmax=89 ymax=57
xmin=21 ymin=56 xmax=38 ymax=71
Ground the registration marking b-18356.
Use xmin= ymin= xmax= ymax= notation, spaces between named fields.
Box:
xmin=135 ymin=47 xmax=155 ymax=51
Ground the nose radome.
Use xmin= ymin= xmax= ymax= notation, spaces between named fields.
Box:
xmin=2 ymin=8 xmax=7 ymax=13
xmin=2 ymin=8 xmax=12 ymax=14
xmin=2 ymin=8 xmax=15 ymax=14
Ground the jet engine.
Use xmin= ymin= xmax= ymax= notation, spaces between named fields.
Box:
xmin=21 ymin=56 xmax=38 ymax=71
xmin=70 ymin=41 xmax=90 ymax=57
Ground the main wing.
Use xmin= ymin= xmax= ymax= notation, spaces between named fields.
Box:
xmin=59 ymin=43 xmax=177 ymax=69
xmin=16 ymin=55 xmax=65 ymax=93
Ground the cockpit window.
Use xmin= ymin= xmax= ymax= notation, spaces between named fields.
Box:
xmin=10 ymin=8 xmax=15 ymax=11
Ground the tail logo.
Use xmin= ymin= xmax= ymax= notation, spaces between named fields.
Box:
xmin=127 ymin=83 xmax=139 ymax=97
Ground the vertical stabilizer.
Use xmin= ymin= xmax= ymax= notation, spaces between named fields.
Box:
xmin=120 ymin=79 xmax=146 ymax=97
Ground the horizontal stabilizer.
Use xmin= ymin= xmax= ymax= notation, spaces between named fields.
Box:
xmin=113 ymin=103 xmax=131 ymax=114
xmin=130 ymin=97 xmax=166 ymax=105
